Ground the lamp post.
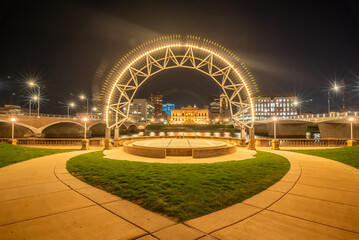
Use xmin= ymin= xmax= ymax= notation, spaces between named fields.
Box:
xmin=67 ymin=102 xmax=75 ymax=117
xmin=91 ymin=107 xmax=97 ymax=119
xmin=28 ymin=81 xmax=40 ymax=116
xmin=273 ymin=117 xmax=278 ymax=140
xmin=347 ymin=117 xmax=357 ymax=147
xmin=80 ymin=95 xmax=89 ymax=115
xmin=349 ymin=117 xmax=354 ymax=140
xmin=293 ymin=100 xmax=300 ymax=115
xmin=81 ymin=117 xmax=89 ymax=150
xmin=272 ymin=117 xmax=280 ymax=150
xmin=10 ymin=118 xmax=15 ymax=139
xmin=328 ymin=83 xmax=340 ymax=115
xmin=29 ymin=99 xmax=32 ymax=116
xmin=83 ymin=117 xmax=88 ymax=139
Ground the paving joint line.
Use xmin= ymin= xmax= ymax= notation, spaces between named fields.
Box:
xmin=296 ymin=182 xmax=359 ymax=193
xmin=54 ymin=164 xmax=159 ymax=238
xmin=0 ymin=180 xmax=59 ymax=190
xmin=0 ymin=189 xmax=71 ymax=203
xmin=286 ymin=192 xmax=359 ymax=208
xmin=266 ymin=209 xmax=359 ymax=234
xmin=207 ymin=153 xmax=303 ymax=235
xmin=0 ymin=204 xmax=96 ymax=227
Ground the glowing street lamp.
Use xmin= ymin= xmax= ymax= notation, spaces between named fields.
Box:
xmin=83 ymin=118 xmax=88 ymax=139
xmin=10 ymin=118 xmax=16 ymax=139
xmin=328 ymin=83 xmax=341 ymax=114
xmin=349 ymin=117 xmax=355 ymax=140
xmin=80 ymin=95 xmax=89 ymax=115
xmin=293 ymin=100 xmax=302 ymax=115
xmin=90 ymin=107 xmax=97 ymax=119
xmin=273 ymin=117 xmax=278 ymax=140
xmin=28 ymin=96 xmax=37 ymax=116
xmin=28 ymin=81 xmax=41 ymax=116
xmin=67 ymin=102 xmax=75 ymax=117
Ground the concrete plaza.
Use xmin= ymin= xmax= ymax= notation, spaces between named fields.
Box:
xmin=0 ymin=149 xmax=358 ymax=239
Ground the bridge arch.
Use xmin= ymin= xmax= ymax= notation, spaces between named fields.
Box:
xmin=39 ymin=121 xmax=85 ymax=138
xmin=0 ymin=120 xmax=38 ymax=137
xmin=127 ymin=124 xmax=139 ymax=133
xmin=103 ymin=36 xmax=257 ymax=137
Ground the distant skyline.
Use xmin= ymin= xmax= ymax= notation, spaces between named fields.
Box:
xmin=0 ymin=0 xmax=358 ymax=115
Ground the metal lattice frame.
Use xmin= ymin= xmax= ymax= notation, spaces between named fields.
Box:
xmin=105 ymin=44 xmax=255 ymax=131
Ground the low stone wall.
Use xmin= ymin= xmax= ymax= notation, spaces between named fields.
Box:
xmin=123 ymin=141 xmax=166 ymax=158
xmin=166 ymin=148 xmax=192 ymax=156
xmin=193 ymin=144 xmax=237 ymax=158
xmin=122 ymin=138 xmax=237 ymax=158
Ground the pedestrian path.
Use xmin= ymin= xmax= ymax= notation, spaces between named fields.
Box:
xmin=0 ymin=150 xmax=358 ymax=239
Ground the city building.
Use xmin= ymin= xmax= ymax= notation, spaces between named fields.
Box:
xmin=209 ymin=94 xmax=231 ymax=124
xmin=148 ymin=92 xmax=163 ymax=117
xmin=170 ymin=105 xmax=209 ymax=124
xmin=253 ymin=95 xmax=299 ymax=120
xmin=162 ymin=103 xmax=175 ymax=115
xmin=209 ymin=96 xmax=220 ymax=114
xmin=127 ymin=99 xmax=154 ymax=122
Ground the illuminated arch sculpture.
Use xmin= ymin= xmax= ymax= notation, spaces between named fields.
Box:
xmin=102 ymin=35 xmax=258 ymax=141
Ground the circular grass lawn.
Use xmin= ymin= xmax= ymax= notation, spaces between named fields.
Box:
xmin=67 ymin=151 xmax=289 ymax=222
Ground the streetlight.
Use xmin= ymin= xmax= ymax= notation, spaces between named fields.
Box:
xmin=67 ymin=102 xmax=75 ymax=117
xmin=349 ymin=117 xmax=354 ymax=141
xmin=81 ymin=117 xmax=90 ymax=150
xmin=328 ymin=83 xmax=341 ymax=115
xmin=293 ymin=100 xmax=302 ymax=115
xmin=91 ymin=107 xmax=97 ymax=119
xmin=28 ymin=81 xmax=41 ymax=116
xmin=80 ymin=95 xmax=89 ymax=115
xmin=29 ymin=96 xmax=39 ymax=116
xmin=273 ymin=117 xmax=278 ymax=140
xmin=272 ymin=116 xmax=280 ymax=150
xmin=10 ymin=118 xmax=16 ymax=139
xmin=83 ymin=117 xmax=88 ymax=139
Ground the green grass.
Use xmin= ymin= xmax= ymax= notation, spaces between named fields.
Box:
xmin=67 ymin=151 xmax=289 ymax=221
xmin=290 ymin=146 xmax=359 ymax=169
xmin=0 ymin=143 xmax=76 ymax=168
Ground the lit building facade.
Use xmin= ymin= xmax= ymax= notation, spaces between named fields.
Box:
xmin=127 ymin=99 xmax=154 ymax=122
xmin=209 ymin=96 xmax=220 ymax=113
xmin=254 ymin=96 xmax=298 ymax=120
xmin=209 ymin=94 xmax=230 ymax=123
xmin=148 ymin=92 xmax=163 ymax=117
xmin=170 ymin=105 xmax=209 ymax=124
xmin=162 ymin=103 xmax=175 ymax=115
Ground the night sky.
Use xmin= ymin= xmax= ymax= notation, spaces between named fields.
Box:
xmin=0 ymin=0 xmax=358 ymax=114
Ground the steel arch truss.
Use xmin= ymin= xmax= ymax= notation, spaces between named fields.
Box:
xmin=106 ymin=45 xmax=255 ymax=130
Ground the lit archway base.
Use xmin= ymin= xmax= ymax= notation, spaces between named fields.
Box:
xmin=104 ymin=42 xmax=256 ymax=136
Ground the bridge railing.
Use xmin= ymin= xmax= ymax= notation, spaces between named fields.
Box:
xmin=255 ymin=138 xmax=350 ymax=147
xmin=0 ymin=113 xmax=103 ymax=120
xmin=0 ymin=138 xmax=105 ymax=146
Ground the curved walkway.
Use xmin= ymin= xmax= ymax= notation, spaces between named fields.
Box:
xmin=0 ymin=150 xmax=358 ymax=239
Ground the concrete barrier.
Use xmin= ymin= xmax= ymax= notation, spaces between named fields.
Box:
xmin=123 ymin=141 xmax=166 ymax=158
xmin=192 ymin=144 xmax=237 ymax=158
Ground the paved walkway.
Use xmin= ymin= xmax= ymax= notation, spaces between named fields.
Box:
xmin=0 ymin=150 xmax=358 ymax=239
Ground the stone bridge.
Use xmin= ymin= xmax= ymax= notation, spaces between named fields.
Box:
xmin=0 ymin=114 xmax=147 ymax=138
xmin=254 ymin=112 xmax=359 ymax=138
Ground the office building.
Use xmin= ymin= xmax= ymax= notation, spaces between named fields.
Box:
xmin=148 ymin=92 xmax=163 ymax=117
xmin=253 ymin=96 xmax=299 ymax=120
xmin=162 ymin=103 xmax=175 ymax=115
xmin=170 ymin=105 xmax=209 ymax=124
xmin=127 ymin=99 xmax=154 ymax=122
